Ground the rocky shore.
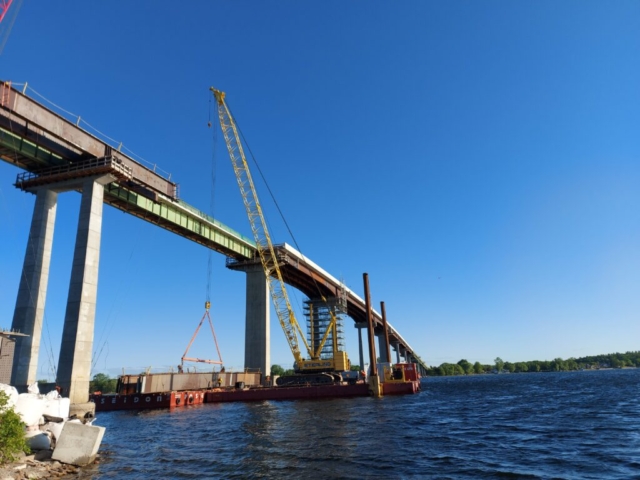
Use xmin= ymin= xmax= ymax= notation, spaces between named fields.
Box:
xmin=0 ymin=451 xmax=100 ymax=480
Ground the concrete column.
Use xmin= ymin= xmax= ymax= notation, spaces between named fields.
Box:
xmin=56 ymin=178 xmax=106 ymax=404
xmin=354 ymin=322 xmax=366 ymax=369
xmin=11 ymin=188 xmax=58 ymax=388
xmin=377 ymin=333 xmax=389 ymax=363
xmin=380 ymin=301 xmax=392 ymax=365
xmin=392 ymin=343 xmax=401 ymax=363
xmin=399 ymin=346 xmax=407 ymax=363
xmin=243 ymin=265 xmax=270 ymax=379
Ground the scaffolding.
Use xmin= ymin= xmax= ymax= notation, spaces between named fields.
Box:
xmin=304 ymin=287 xmax=348 ymax=360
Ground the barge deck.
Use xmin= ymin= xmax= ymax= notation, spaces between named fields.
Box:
xmin=91 ymin=363 xmax=421 ymax=412
xmin=92 ymin=380 xmax=420 ymax=411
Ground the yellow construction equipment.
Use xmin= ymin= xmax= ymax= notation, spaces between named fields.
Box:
xmin=210 ymin=87 xmax=350 ymax=386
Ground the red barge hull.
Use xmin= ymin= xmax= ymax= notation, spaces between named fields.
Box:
xmin=92 ymin=380 xmax=420 ymax=411
xmin=92 ymin=390 xmax=206 ymax=411
xmin=205 ymin=380 xmax=419 ymax=403
xmin=205 ymin=383 xmax=369 ymax=403
xmin=91 ymin=363 xmax=422 ymax=411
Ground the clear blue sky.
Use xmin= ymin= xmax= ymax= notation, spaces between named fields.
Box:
xmin=1 ymin=1 xmax=639 ymax=379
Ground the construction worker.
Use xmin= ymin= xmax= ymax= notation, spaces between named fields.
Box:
xmin=217 ymin=377 xmax=222 ymax=388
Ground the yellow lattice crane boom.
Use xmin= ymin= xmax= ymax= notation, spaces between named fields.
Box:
xmin=210 ymin=87 xmax=349 ymax=383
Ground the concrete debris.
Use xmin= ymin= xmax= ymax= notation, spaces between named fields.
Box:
xmin=43 ymin=420 xmax=64 ymax=442
xmin=0 ymin=382 xmax=105 ymax=475
xmin=2 ymin=383 xmax=69 ymax=427
xmin=24 ymin=431 xmax=51 ymax=451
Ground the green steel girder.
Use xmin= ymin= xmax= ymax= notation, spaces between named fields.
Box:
xmin=0 ymin=127 xmax=65 ymax=169
xmin=0 ymin=127 xmax=255 ymax=260
xmin=104 ymin=183 xmax=255 ymax=260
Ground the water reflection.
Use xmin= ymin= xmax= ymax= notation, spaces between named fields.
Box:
xmin=91 ymin=370 xmax=640 ymax=479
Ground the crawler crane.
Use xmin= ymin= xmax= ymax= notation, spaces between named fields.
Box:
xmin=210 ymin=87 xmax=350 ymax=386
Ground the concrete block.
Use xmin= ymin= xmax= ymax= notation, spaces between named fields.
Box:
xmin=52 ymin=422 xmax=105 ymax=466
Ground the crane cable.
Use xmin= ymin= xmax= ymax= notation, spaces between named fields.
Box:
xmin=226 ymin=102 xmax=334 ymax=311
xmin=176 ymin=93 xmax=225 ymax=370
xmin=224 ymin=103 xmax=309 ymax=322
xmin=0 ymin=0 xmax=22 ymax=56
xmin=206 ymin=93 xmax=218 ymax=303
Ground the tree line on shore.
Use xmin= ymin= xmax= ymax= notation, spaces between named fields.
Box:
xmin=425 ymin=351 xmax=640 ymax=376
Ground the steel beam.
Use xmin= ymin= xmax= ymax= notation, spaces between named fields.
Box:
xmin=104 ymin=183 xmax=255 ymax=260
xmin=0 ymin=82 xmax=176 ymax=199
xmin=265 ymin=243 xmax=430 ymax=374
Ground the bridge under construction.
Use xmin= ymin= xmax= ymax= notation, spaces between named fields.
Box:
xmin=0 ymin=81 xmax=427 ymax=407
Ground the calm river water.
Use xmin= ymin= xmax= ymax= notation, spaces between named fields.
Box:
xmin=81 ymin=368 xmax=639 ymax=479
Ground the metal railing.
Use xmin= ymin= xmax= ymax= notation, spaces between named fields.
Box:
xmin=15 ymin=156 xmax=133 ymax=188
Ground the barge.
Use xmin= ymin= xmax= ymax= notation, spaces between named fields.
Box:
xmin=91 ymin=363 xmax=421 ymax=411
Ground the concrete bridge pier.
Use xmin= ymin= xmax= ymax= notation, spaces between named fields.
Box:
xmin=242 ymin=264 xmax=270 ymax=381
xmin=11 ymin=173 xmax=113 ymax=409
xmin=56 ymin=176 xmax=113 ymax=406
xmin=391 ymin=342 xmax=401 ymax=363
xmin=398 ymin=345 xmax=407 ymax=363
xmin=377 ymin=332 xmax=389 ymax=363
xmin=354 ymin=322 xmax=366 ymax=369
xmin=10 ymin=188 xmax=58 ymax=389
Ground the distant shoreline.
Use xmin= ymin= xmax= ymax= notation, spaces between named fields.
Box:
xmin=426 ymin=353 xmax=640 ymax=377
xmin=427 ymin=366 xmax=638 ymax=378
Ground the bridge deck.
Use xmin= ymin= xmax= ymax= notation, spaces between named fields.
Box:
xmin=230 ymin=244 xmax=427 ymax=371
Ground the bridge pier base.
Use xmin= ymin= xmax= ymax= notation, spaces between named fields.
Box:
xmin=10 ymin=188 xmax=58 ymax=389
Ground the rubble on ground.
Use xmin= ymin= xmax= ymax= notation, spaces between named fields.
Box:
xmin=0 ymin=450 xmax=96 ymax=479
xmin=0 ymin=382 xmax=105 ymax=479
